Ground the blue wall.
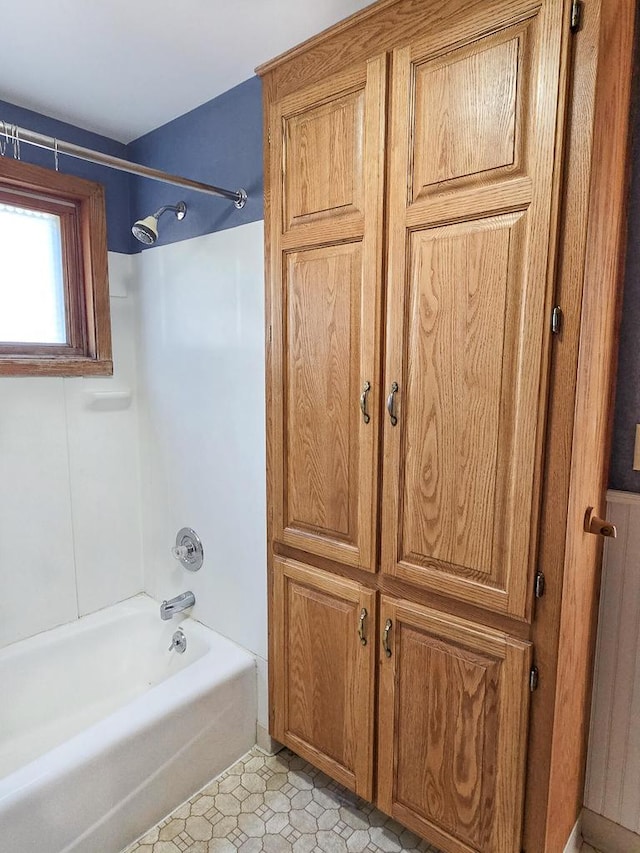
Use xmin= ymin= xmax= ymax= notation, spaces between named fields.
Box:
xmin=128 ymin=77 xmax=263 ymax=250
xmin=0 ymin=99 xmax=133 ymax=254
xmin=0 ymin=76 xmax=263 ymax=254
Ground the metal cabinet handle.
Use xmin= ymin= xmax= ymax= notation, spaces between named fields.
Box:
xmin=360 ymin=382 xmax=371 ymax=424
xmin=584 ymin=506 xmax=617 ymax=538
xmin=358 ymin=608 xmax=368 ymax=646
xmin=383 ymin=618 xmax=392 ymax=658
xmin=387 ymin=382 xmax=398 ymax=426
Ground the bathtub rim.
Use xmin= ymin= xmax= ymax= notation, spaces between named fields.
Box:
xmin=0 ymin=593 xmax=256 ymax=807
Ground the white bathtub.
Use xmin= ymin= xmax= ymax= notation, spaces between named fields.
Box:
xmin=0 ymin=594 xmax=256 ymax=853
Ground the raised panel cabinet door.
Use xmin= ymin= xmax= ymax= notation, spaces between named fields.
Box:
xmin=380 ymin=0 xmax=569 ymax=616
xmin=377 ymin=596 xmax=532 ymax=853
xmin=271 ymin=557 xmax=376 ymax=798
xmin=268 ymin=57 xmax=386 ymax=571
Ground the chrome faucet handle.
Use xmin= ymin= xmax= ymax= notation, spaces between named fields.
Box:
xmin=168 ymin=628 xmax=187 ymax=653
xmin=171 ymin=528 xmax=204 ymax=571
xmin=171 ymin=544 xmax=192 ymax=560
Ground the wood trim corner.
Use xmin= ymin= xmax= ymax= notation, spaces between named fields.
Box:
xmin=524 ymin=0 xmax=637 ymax=850
xmin=0 ymin=155 xmax=112 ymax=376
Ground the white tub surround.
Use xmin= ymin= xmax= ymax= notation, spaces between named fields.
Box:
xmin=134 ymin=220 xmax=268 ymax=720
xmin=0 ymin=595 xmax=256 ymax=853
xmin=0 ymin=252 xmax=143 ymax=649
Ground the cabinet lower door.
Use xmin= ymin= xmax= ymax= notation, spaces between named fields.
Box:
xmin=377 ymin=596 xmax=531 ymax=853
xmin=271 ymin=557 xmax=376 ymax=798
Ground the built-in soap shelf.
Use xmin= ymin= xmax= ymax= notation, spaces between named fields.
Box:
xmin=83 ymin=390 xmax=132 ymax=411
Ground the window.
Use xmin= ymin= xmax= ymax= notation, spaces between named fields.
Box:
xmin=0 ymin=157 xmax=112 ymax=375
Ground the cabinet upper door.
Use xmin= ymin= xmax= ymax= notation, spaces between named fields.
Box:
xmin=271 ymin=557 xmax=376 ymax=799
xmin=377 ymin=596 xmax=532 ymax=853
xmin=268 ymin=57 xmax=386 ymax=571
xmin=380 ymin=0 xmax=568 ymax=617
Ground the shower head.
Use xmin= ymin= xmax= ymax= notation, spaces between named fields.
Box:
xmin=131 ymin=201 xmax=187 ymax=245
xmin=131 ymin=215 xmax=159 ymax=244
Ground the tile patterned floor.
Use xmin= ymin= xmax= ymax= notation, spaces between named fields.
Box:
xmin=124 ymin=747 xmax=442 ymax=853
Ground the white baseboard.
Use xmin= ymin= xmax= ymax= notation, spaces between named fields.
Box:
xmin=582 ymin=808 xmax=640 ymax=853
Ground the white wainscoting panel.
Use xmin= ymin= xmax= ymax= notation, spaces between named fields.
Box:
xmin=584 ymin=489 xmax=640 ymax=836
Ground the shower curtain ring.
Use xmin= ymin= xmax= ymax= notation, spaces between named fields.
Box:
xmin=54 ymin=138 xmax=59 ymax=171
xmin=11 ymin=125 xmax=21 ymax=160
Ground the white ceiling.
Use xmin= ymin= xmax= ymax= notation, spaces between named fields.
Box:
xmin=0 ymin=0 xmax=374 ymax=144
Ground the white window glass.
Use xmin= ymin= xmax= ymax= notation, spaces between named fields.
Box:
xmin=0 ymin=202 xmax=67 ymax=344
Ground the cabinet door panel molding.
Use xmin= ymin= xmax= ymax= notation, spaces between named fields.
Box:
xmin=272 ymin=558 xmax=376 ymax=798
xmin=268 ymin=56 xmax=386 ymax=572
xmin=377 ymin=597 xmax=531 ymax=853
xmin=381 ymin=0 xmax=566 ymax=620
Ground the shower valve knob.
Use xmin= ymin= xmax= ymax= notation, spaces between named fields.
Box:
xmin=171 ymin=527 xmax=204 ymax=571
xmin=171 ymin=544 xmax=192 ymax=560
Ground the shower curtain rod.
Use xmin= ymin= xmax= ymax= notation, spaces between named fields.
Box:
xmin=0 ymin=121 xmax=248 ymax=208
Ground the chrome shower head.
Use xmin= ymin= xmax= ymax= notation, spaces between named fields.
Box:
xmin=131 ymin=201 xmax=187 ymax=245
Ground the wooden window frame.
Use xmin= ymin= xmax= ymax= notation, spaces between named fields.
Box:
xmin=0 ymin=157 xmax=112 ymax=376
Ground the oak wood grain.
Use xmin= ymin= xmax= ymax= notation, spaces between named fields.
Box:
xmin=284 ymin=243 xmax=361 ymax=541
xmin=257 ymin=0 xmax=542 ymax=104
xmin=400 ymin=214 xmax=521 ymax=579
xmin=404 ymin=176 xmax=533 ymax=230
xmin=273 ymin=539 xmax=533 ymax=641
xmin=268 ymin=56 xmax=386 ymax=570
xmin=412 ymin=31 xmax=520 ymax=196
xmin=381 ymin=0 xmax=563 ymax=620
xmin=272 ymin=558 xmax=376 ymax=799
xmin=261 ymin=2 xmax=636 ymax=850
xmin=543 ymin=0 xmax=636 ymax=848
xmin=521 ymin=0 xmax=598 ymax=846
xmin=377 ymin=596 xmax=531 ymax=852
xmin=284 ymin=89 xmax=365 ymax=229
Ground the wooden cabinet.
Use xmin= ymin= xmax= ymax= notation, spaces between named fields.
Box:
xmin=380 ymin=1 xmax=565 ymax=618
xmin=271 ymin=558 xmax=376 ymax=798
xmin=267 ymin=58 xmax=386 ymax=571
xmin=377 ymin=597 xmax=531 ymax=853
xmin=260 ymin=0 xmax=635 ymax=851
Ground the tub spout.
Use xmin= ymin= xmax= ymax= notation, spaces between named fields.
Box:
xmin=160 ymin=591 xmax=195 ymax=620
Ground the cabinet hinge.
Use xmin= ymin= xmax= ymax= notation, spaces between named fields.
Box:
xmin=570 ymin=0 xmax=583 ymax=32
xmin=551 ymin=305 xmax=563 ymax=335
xmin=268 ymin=324 xmax=272 ymax=344
xmin=268 ymin=127 xmax=272 ymax=145
xmin=534 ymin=571 xmax=546 ymax=599
xmin=530 ymin=665 xmax=539 ymax=692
